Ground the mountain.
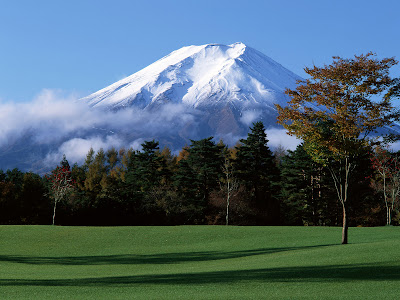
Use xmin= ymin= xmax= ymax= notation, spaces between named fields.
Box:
xmin=82 ymin=42 xmax=301 ymax=135
xmin=1 ymin=43 xmax=303 ymax=173
xmin=83 ymin=42 xmax=300 ymax=109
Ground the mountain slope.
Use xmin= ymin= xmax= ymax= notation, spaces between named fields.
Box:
xmin=1 ymin=43 xmax=304 ymax=173
xmin=82 ymin=42 xmax=301 ymax=111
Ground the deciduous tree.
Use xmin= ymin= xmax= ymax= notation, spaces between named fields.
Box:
xmin=220 ymin=147 xmax=239 ymax=225
xmin=46 ymin=157 xmax=75 ymax=225
xmin=370 ymin=147 xmax=400 ymax=225
xmin=276 ymin=53 xmax=400 ymax=243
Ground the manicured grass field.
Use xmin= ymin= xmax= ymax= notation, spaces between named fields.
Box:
xmin=0 ymin=225 xmax=399 ymax=299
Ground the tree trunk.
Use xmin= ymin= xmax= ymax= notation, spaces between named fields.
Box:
xmin=328 ymin=158 xmax=351 ymax=245
xmin=342 ymin=203 xmax=348 ymax=244
xmin=226 ymin=193 xmax=230 ymax=226
xmin=383 ymin=175 xmax=390 ymax=225
xmin=52 ymin=200 xmax=57 ymax=226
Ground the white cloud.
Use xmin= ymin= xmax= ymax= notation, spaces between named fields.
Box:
xmin=44 ymin=135 xmax=125 ymax=166
xmin=129 ymin=138 xmax=145 ymax=151
xmin=388 ymin=141 xmax=400 ymax=152
xmin=0 ymin=90 xmax=99 ymax=145
xmin=0 ymin=89 xmax=304 ymax=170
xmin=214 ymin=132 xmax=245 ymax=147
xmin=239 ymin=110 xmax=262 ymax=126
xmin=265 ymin=128 xmax=302 ymax=151
xmin=0 ymin=89 xmax=205 ymax=168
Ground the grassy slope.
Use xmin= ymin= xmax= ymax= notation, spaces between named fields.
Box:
xmin=0 ymin=226 xmax=399 ymax=299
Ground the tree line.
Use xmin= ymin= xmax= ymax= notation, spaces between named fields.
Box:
xmin=276 ymin=52 xmax=400 ymax=243
xmin=1 ymin=52 xmax=399 ymax=240
xmin=0 ymin=121 xmax=398 ymax=227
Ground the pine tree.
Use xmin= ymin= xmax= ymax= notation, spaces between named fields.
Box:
xmin=124 ymin=140 xmax=168 ymax=224
xmin=235 ymin=121 xmax=280 ymax=224
xmin=173 ymin=137 xmax=223 ymax=223
xmin=60 ymin=154 xmax=70 ymax=170
xmin=280 ymin=144 xmax=336 ymax=225
xmin=188 ymin=137 xmax=224 ymax=208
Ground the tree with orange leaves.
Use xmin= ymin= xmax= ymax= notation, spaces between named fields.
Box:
xmin=276 ymin=53 xmax=400 ymax=244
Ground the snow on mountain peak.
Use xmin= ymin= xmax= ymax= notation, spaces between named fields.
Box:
xmin=0 ymin=43 xmax=306 ymax=172
xmin=82 ymin=42 xmax=301 ymax=111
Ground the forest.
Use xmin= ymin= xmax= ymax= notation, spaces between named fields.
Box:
xmin=2 ymin=54 xmax=399 ymax=230
xmin=0 ymin=121 xmax=398 ymax=227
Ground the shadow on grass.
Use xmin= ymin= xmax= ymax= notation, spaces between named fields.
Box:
xmin=0 ymin=244 xmax=332 ymax=265
xmin=1 ymin=263 xmax=399 ymax=286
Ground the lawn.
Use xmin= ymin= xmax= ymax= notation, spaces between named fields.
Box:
xmin=0 ymin=225 xmax=399 ymax=299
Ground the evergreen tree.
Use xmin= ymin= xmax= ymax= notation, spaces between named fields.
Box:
xmin=135 ymin=140 xmax=167 ymax=191
xmin=159 ymin=146 xmax=178 ymax=184
xmin=188 ymin=137 xmax=224 ymax=210
xmin=280 ymin=144 xmax=337 ymax=225
xmin=173 ymin=158 xmax=199 ymax=223
xmin=0 ymin=170 xmax=5 ymax=181
xmin=60 ymin=154 xmax=70 ymax=170
xmin=235 ymin=121 xmax=280 ymax=224
xmin=124 ymin=140 xmax=168 ymax=224
xmin=5 ymin=168 xmax=24 ymax=190
xmin=0 ymin=169 xmax=23 ymax=224
xmin=21 ymin=172 xmax=50 ymax=224
xmin=174 ymin=137 xmax=223 ymax=223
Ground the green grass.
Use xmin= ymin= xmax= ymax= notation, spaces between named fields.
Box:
xmin=0 ymin=225 xmax=400 ymax=299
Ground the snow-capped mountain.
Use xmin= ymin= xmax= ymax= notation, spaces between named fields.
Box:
xmin=0 ymin=43 xmax=303 ymax=173
xmin=81 ymin=42 xmax=301 ymax=139
xmin=83 ymin=42 xmax=300 ymax=111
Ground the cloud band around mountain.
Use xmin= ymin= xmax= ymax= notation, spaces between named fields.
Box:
xmin=0 ymin=89 xmax=301 ymax=170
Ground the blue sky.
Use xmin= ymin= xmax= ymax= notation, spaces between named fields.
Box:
xmin=1 ymin=0 xmax=399 ymax=103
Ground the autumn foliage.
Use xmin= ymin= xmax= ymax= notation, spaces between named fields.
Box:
xmin=276 ymin=53 xmax=399 ymax=162
xmin=45 ymin=165 xmax=76 ymax=225
xmin=276 ymin=53 xmax=400 ymax=244
xmin=1 ymin=54 xmax=399 ymax=231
